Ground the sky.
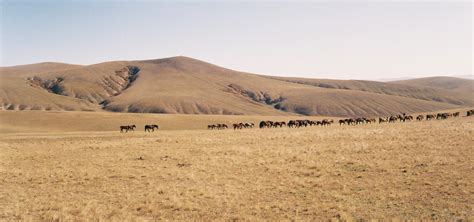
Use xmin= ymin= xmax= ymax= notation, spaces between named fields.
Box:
xmin=0 ymin=0 xmax=472 ymax=80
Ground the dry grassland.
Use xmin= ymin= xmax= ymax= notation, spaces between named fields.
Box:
xmin=0 ymin=115 xmax=473 ymax=220
xmin=0 ymin=111 xmax=315 ymax=133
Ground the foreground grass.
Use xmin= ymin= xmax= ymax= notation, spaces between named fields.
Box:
xmin=0 ymin=118 xmax=473 ymax=220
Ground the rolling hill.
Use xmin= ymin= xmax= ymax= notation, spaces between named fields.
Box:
xmin=392 ymin=76 xmax=473 ymax=93
xmin=0 ymin=56 xmax=472 ymax=117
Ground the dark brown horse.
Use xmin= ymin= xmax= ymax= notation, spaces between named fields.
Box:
xmin=437 ymin=113 xmax=448 ymax=120
xmin=120 ymin=125 xmax=136 ymax=133
xmin=244 ymin=123 xmax=255 ymax=128
xmin=287 ymin=120 xmax=298 ymax=128
xmin=321 ymin=119 xmax=333 ymax=126
xmin=379 ymin=117 xmax=388 ymax=124
xmin=233 ymin=123 xmax=244 ymax=130
xmin=259 ymin=121 xmax=273 ymax=128
xmin=145 ymin=124 xmax=159 ymax=132
xmin=209 ymin=124 xmax=228 ymax=130
xmin=389 ymin=116 xmax=398 ymax=123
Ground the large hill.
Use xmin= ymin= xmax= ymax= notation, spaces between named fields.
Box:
xmin=0 ymin=56 xmax=472 ymax=117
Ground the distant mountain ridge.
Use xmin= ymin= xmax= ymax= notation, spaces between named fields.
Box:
xmin=0 ymin=56 xmax=472 ymax=117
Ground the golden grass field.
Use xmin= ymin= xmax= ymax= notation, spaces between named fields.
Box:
xmin=0 ymin=110 xmax=473 ymax=220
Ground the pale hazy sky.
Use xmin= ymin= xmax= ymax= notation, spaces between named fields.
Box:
xmin=0 ymin=1 xmax=472 ymax=79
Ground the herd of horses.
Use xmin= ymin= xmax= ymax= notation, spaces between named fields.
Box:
xmin=341 ymin=111 xmax=461 ymax=125
xmin=120 ymin=110 xmax=473 ymax=132
xmin=208 ymin=119 xmax=337 ymax=130
xmin=207 ymin=119 xmax=337 ymax=130
xmin=120 ymin=124 xmax=158 ymax=133
xmin=209 ymin=109 xmax=474 ymax=130
xmin=207 ymin=122 xmax=255 ymax=130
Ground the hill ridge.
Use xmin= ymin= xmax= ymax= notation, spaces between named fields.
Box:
xmin=392 ymin=76 xmax=473 ymax=93
xmin=264 ymin=76 xmax=473 ymax=106
xmin=0 ymin=56 xmax=472 ymax=117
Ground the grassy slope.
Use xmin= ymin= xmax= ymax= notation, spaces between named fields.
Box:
xmin=267 ymin=76 xmax=474 ymax=106
xmin=0 ymin=62 xmax=108 ymax=111
xmin=0 ymin=62 xmax=83 ymax=77
xmin=1 ymin=57 xmax=472 ymax=117
xmin=392 ymin=76 xmax=474 ymax=93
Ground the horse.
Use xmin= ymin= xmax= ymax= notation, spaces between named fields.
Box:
xmin=287 ymin=120 xmax=298 ymax=128
xmin=120 ymin=125 xmax=136 ymax=133
xmin=120 ymin=126 xmax=129 ymax=132
xmin=145 ymin=124 xmax=159 ymax=132
xmin=321 ymin=119 xmax=333 ymax=126
xmin=259 ymin=121 xmax=273 ymax=129
xmin=437 ymin=113 xmax=448 ymax=120
xmin=426 ymin=114 xmax=435 ymax=120
xmin=233 ymin=123 xmax=244 ymax=130
xmin=215 ymin=124 xmax=228 ymax=130
xmin=244 ymin=123 xmax=255 ymax=128
xmin=389 ymin=116 xmax=398 ymax=123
